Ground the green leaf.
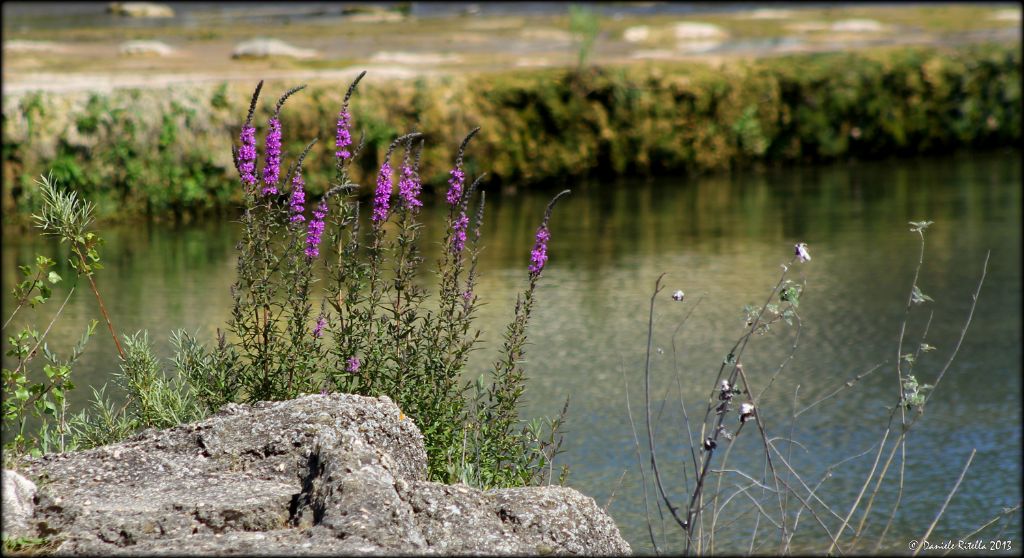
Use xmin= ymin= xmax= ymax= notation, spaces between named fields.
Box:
xmin=48 ymin=271 xmax=62 ymax=284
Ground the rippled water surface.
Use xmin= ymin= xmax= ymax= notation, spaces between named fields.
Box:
xmin=3 ymin=151 xmax=1021 ymax=553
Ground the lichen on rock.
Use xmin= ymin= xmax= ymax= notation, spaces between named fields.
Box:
xmin=8 ymin=393 xmax=630 ymax=555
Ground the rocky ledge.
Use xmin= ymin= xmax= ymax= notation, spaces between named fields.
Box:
xmin=4 ymin=394 xmax=630 ymax=555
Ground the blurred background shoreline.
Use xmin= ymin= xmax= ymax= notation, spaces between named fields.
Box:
xmin=3 ymin=2 xmax=1020 ymax=95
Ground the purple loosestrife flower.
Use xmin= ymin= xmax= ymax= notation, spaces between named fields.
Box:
xmin=312 ymin=315 xmax=326 ymax=339
xmin=305 ymin=199 xmax=328 ymax=258
xmin=261 ymin=117 xmax=282 ymax=195
xmin=238 ymin=125 xmax=258 ymax=188
xmin=528 ymin=226 xmax=551 ymax=275
xmin=398 ymin=161 xmax=422 ymax=209
xmin=289 ymin=171 xmax=306 ymax=223
xmin=335 ymin=109 xmax=352 ymax=161
xmin=446 ymin=166 xmax=465 ymax=206
xmin=372 ymin=161 xmax=393 ymax=222
xmin=451 ymin=212 xmax=469 ymax=254
xmin=346 ymin=356 xmax=361 ymax=373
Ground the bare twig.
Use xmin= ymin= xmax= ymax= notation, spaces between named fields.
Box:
xmin=643 ymin=274 xmax=690 ymax=534
xmin=603 ymin=469 xmax=628 ymax=512
xmin=912 ymin=449 xmax=977 ymax=557
xmin=827 ymin=429 xmax=890 ymax=555
xmin=927 ymin=250 xmax=989 ymax=394
xmin=942 ymin=503 xmax=1022 ymax=556
xmin=795 ymin=361 xmax=887 ymax=418
xmin=623 ymin=360 xmax=661 ymax=554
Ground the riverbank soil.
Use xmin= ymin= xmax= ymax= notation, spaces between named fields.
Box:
xmin=2 ymin=3 xmax=1020 ymax=95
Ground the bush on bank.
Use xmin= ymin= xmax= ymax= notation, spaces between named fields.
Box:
xmin=2 ymin=42 xmax=1019 ymax=220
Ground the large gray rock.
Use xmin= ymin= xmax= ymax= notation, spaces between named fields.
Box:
xmin=2 ymin=469 xmax=37 ymax=538
xmin=12 ymin=394 xmax=630 ymax=555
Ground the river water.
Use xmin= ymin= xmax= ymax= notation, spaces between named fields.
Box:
xmin=2 ymin=151 xmax=1021 ymax=553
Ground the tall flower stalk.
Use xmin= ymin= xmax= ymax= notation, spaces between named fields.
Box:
xmin=398 ymin=144 xmax=424 ymax=210
xmin=305 ymin=200 xmax=328 ymax=259
xmin=479 ymin=189 xmax=571 ymax=486
xmin=336 ymin=110 xmax=353 ymax=161
xmin=234 ymin=80 xmax=262 ymax=192
xmin=260 ymin=85 xmax=306 ymax=197
xmin=325 ymin=72 xmax=370 ymax=393
xmin=261 ymin=117 xmax=282 ymax=196
xmin=361 ymin=132 xmax=422 ymax=381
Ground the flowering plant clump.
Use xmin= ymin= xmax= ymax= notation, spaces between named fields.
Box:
xmin=192 ymin=74 xmax=572 ymax=488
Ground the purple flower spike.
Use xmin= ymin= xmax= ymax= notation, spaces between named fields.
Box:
xmin=346 ymin=356 xmax=361 ymax=373
xmin=261 ymin=117 xmax=282 ymax=195
xmin=336 ymin=109 xmax=352 ymax=161
xmin=446 ymin=166 xmax=465 ymax=206
xmin=372 ymin=161 xmax=393 ymax=222
xmin=312 ymin=315 xmax=326 ymax=338
xmin=451 ymin=212 xmax=469 ymax=254
xmin=305 ymin=199 xmax=328 ymax=258
xmin=398 ymin=161 xmax=422 ymax=209
xmin=528 ymin=226 xmax=551 ymax=275
xmin=289 ymin=171 xmax=306 ymax=223
xmin=238 ymin=125 xmax=258 ymax=188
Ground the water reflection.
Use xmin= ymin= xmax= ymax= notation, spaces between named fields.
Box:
xmin=2 ymin=150 xmax=1020 ymax=553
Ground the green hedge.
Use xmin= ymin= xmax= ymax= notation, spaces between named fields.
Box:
xmin=2 ymin=42 xmax=1019 ymax=221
